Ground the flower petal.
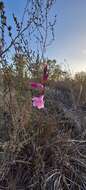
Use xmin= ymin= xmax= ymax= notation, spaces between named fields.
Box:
xmin=31 ymin=82 xmax=44 ymax=89
xmin=32 ymin=95 xmax=44 ymax=109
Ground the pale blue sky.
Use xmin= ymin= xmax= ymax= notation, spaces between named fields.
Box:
xmin=3 ymin=0 xmax=86 ymax=74
xmin=47 ymin=0 xmax=86 ymax=74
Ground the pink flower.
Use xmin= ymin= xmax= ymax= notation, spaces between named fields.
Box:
xmin=32 ymin=95 xmax=44 ymax=109
xmin=31 ymin=82 xmax=44 ymax=89
xmin=43 ymin=73 xmax=48 ymax=81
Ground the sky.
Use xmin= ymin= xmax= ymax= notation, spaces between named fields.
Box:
xmin=2 ymin=0 xmax=86 ymax=74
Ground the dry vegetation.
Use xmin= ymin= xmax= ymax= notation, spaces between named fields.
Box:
xmin=0 ymin=1 xmax=86 ymax=189
xmin=0 ymin=64 xmax=86 ymax=190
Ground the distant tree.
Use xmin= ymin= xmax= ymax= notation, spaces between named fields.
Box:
xmin=74 ymin=71 xmax=86 ymax=104
xmin=75 ymin=71 xmax=86 ymax=84
xmin=47 ymin=59 xmax=69 ymax=81
xmin=13 ymin=53 xmax=27 ymax=79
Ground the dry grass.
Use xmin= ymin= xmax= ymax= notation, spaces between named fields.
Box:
xmin=0 ymin=80 xmax=86 ymax=190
